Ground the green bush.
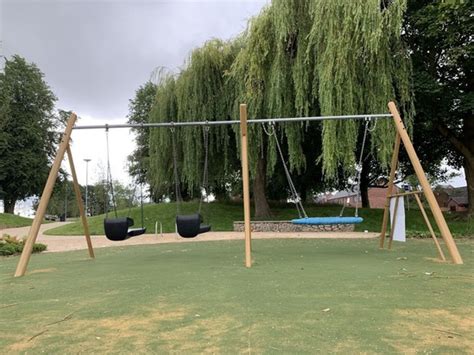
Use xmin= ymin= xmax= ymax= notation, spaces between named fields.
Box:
xmin=32 ymin=243 xmax=47 ymax=253
xmin=0 ymin=234 xmax=47 ymax=256
xmin=0 ymin=243 xmax=19 ymax=256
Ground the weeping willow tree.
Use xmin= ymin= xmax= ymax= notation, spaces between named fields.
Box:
xmin=148 ymin=71 xmax=177 ymax=199
xmin=307 ymin=0 xmax=414 ymax=178
xmin=229 ymin=2 xmax=317 ymax=217
xmin=147 ymin=0 xmax=413 ymax=217
xmin=148 ymin=39 xmax=241 ymax=200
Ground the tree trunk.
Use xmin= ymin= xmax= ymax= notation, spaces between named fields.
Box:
xmin=437 ymin=117 xmax=474 ymax=216
xmin=464 ymin=117 xmax=474 ymax=216
xmin=464 ymin=157 xmax=474 ymax=216
xmin=300 ymin=181 xmax=308 ymax=203
xmin=3 ymin=197 xmax=17 ymax=214
xmin=253 ymin=156 xmax=272 ymax=219
xmin=360 ymin=157 xmax=370 ymax=208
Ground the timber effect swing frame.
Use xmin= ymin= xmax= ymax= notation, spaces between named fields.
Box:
xmin=14 ymin=113 xmax=95 ymax=277
xmin=14 ymin=101 xmax=462 ymax=277
xmin=379 ymin=102 xmax=463 ymax=264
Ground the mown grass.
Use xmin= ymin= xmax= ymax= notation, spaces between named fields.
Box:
xmin=1 ymin=239 xmax=473 ymax=353
xmin=45 ymin=201 xmax=473 ymax=237
xmin=0 ymin=213 xmax=34 ymax=229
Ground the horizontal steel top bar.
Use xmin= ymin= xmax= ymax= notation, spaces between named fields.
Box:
xmin=72 ymin=113 xmax=393 ymax=130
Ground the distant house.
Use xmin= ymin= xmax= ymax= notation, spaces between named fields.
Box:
xmin=367 ymin=187 xmax=397 ymax=209
xmin=323 ymin=190 xmax=358 ymax=206
xmin=434 ymin=186 xmax=468 ymax=212
xmin=318 ymin=187 xmax=399 ymax=209
xmin=447 ymin=196 xmax=469 ymax=212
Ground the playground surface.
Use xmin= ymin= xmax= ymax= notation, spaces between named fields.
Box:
xmin=1 ymin=237 xmax=473 ymax=353
xmin=1 ymin=222 xmax=378 ymax=253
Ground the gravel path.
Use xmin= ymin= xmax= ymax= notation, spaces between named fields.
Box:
xmin=1 ymin=222 xmax=379 ymax=253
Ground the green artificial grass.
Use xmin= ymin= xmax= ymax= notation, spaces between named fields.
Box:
xmin=0 ymin=213 xmax=34 ymax=229
xmin=1 ymin=239 xmax=473 ymax=353
xmin=45 ymin=201 xmax=473 ymax=237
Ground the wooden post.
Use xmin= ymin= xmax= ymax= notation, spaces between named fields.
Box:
xmin=14 ymin=114 xmax=78 ymax=277
xmin=66 ymin=146 xmax=95 ymax=258
xmin=388 ymin=101 xmax=463 ymax=264
xmin=240 ymin=104 xmax=252 ymax=268
xmin=380 ymin=133 xmax=401 ymax=248
xmin=387 ymin=196 xmax=401 ymax=250
xmin=414 ymin=193 xmax=446 ymax=261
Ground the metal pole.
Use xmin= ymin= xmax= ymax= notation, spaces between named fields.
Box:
xmin=84 ymin=158 xmax=91 ymax=217
xmin=72 ymin=113 xmax=393 ymax=130
xmin=64 ymin=182 xmax=68 ymax=220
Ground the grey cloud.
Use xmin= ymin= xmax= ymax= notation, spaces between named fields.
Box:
xmin=2 ymin=0 xmax=267 ymax=120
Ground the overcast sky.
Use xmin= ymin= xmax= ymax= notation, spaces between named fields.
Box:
xmin=2 ymin=0 xmax=268 ymax=186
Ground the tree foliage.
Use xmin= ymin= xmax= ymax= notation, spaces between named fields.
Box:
xmin=0 ymin=55 xmax=59 ymax=214
xmin=146 ymin=1 xmax=413 ymax=216
xmin=307 ymin=0 xmax=413 ymax=178
xmin=127 ymin=81 xmax=157 ymax=186
xmin=149 ymin=40 xmax=240 ymax=199
xmin=403 ymin=0 xmax=474 ymax=215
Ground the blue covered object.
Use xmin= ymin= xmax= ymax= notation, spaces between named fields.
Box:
xmin=292 ymin=216 xmax=363 ymax=225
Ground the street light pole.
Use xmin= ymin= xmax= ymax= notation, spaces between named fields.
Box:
xmin=84 ymin=158 xmax=91 ymax=217
xmin=64 ymin=182 xmax=68 ymax=220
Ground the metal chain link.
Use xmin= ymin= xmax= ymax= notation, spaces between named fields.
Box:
xmin=199 ymin=125 xmax=210 ymax=214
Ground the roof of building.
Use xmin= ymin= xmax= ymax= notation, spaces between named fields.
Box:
xmin=326 ymin=190 xmax=357 ymax=200
xmin=448 ymin=196 xmax=469 ymax=206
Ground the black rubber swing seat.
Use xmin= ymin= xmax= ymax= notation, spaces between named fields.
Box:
xmin=104 ymin=217 xmax=146 ymax=241
xmin=176 ymin=213 xmax=211 ymax=238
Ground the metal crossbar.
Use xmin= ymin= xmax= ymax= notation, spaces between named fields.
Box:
xmin=72 ymin=114 xmax=393 ymax=130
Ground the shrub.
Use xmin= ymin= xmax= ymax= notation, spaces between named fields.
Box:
xmin=0 ymin=243 xmax=19 ymax=256
xmin=32 ymin=243 xmax=47 ymax=253
xmin=0 ymin=234 xmax=47 ymax=256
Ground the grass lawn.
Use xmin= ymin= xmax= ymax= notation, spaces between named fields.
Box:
xmin=1 ymin=238 xmax=473 ymax=353
xmin=0 ymin=213 xmax=34 ymax=229
xmin=45 ymin=201 xmax=473 ymax=237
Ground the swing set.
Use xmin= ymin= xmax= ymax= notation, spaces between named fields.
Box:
xmin=13 ymin=101 xmax=463 ymax=277
xmin=103 ymin=126 xmax=147 ymax=241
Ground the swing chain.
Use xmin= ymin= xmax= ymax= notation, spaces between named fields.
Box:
xmin=263 ymin=121 xmax=307 ymax=219
xmin=354 ymin=118 xmax=371 ymax=217
xmin=105 ymin=125 xmax=118 ymax=218
xmin=199 ymin=124 xmax=210 ymax=214
xmin=170 ymin=125 xmax=181 ymax=214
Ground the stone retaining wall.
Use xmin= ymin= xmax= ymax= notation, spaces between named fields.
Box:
xmin=233 ymin=220 xmax=355 ymax=232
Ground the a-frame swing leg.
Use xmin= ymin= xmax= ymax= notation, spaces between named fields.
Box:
xmin=66 ymin=146 xmax=95 ymax=258
xmin=387 ymin=102 xmax=463 ymax=264
xmin=388 ymin=196 xmax=400 ymax=250
xmin=379 ymin=133 xmax=401 ymax=248
xmin=14 ymin=114 xmax=95 ymax=277
xmin=413 ymin=193 xmax=446 ymax=261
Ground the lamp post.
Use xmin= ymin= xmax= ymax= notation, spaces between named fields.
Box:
xmin=64 ymin=182 xmax=68 ymax=221
xmin=84 ymin=158 xmax=91 ymax=216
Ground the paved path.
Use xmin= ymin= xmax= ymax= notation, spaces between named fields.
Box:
xmin=1 ymin=223 xmax=379 ymax=253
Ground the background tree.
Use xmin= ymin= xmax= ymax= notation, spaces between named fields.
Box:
xmin=148 ymin=40 xmax=241 ymax=203
xmin=147 ymin=0 xmax=412 ymax=218
xmin=403 ymin=0 xmax=474 ymax=215
xmin=90 ymin=179 xmax=137 ymax=215
xmin=127 ymin=81 xmax=157 ymax=187
xmin=42 ymin=179 xmax=80 ymax=218
xmin=0 ymin=55 xmax=59 ymax=213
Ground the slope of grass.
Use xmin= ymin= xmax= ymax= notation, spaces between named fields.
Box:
xmin=45 ymin=201 xmax=473 ymax=237
xmin=1 ymin=239 xmax=473 ymax=353
xmin=0 ymin=213 xmax=33 ymax=229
